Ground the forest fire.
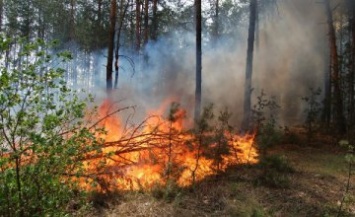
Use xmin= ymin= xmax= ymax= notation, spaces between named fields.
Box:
xmin=80 ymin=100 xmax=259 ymax=192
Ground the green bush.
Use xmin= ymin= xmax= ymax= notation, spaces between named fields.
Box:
xmin=256 ymin=155 xmax=295 ymax=188
xmin=0 ymin=37 xmax=102 ymax=216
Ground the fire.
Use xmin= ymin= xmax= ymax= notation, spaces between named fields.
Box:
xmin=81 ymin=100 xmax=258 ymax=192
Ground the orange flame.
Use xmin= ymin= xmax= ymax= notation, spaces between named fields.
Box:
xmin=81 ymin=100 xmax=258 ymax=192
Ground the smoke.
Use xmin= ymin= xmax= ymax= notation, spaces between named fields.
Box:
xmin=75 ymin=0 xmax=328 ymax=128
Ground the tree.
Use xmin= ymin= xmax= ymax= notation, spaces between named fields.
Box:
xmin=241 ymin=0 xmax=257 ymax=131
xmin=348 ymin=0 xmax=355 ymax=128
xmin=151 ymin=0 xmax=158 ymax=41
xmin=211 ymin=0 xmax=219 ymax=40
xmin=143 ymin=0 xmax=149 ymax=45
xmin=195 ymin=0 xmax=202 ymax=121
xmin=68 ymin=0 xmax=76 ymax=41
xmin=0 ymin=36 xmax=101 ymax=216
xmin=324 ymin=0 xmax=346 ymax=133
xmin=107 ymin=0 xmax=117 ymax=92
xmin=0 ymin=0 xmax=3 ymax=32
xmin=114 ymin=0 xmax=130 ymax=88
xmin=135 ymin=0 xmax=141 ymax=52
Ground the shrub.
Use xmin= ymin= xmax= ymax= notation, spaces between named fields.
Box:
xmin=255 ymin=155 xmax=295 ymax=188
xmin=0 ymin=37 xmax=102 ymax=216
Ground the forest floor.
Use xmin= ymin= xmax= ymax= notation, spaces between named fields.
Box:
xmin=86 ymin=129 xmax=355 ymax=217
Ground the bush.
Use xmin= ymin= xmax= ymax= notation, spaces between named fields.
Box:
xmin=255 ymin=155 xmax=295 ymax=188
xmin=0 ymin=37 xmax=101 ymax=216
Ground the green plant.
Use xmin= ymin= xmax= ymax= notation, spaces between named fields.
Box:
xmin=337 ymin=140 xmax=354 ymax=217
xmin=190 ymin=104 xmax=215 ymax=187
xmin=302 ymin=87 xmax=322 ymax=138
xmin=189 ymin=104 xmax=234 ymax=186
xmin=256 ymin=122 xmax=282 ymax=155
xmin=256 ymin=155 xmax=295 ymax=188
xmin=251 ymin=90 xmax=280 ymax=129
xmin=0 ymin=37 xmax=102 ymax=216
xmin=252 ymin=90 xmax=282 ymax=155
xmin=204 ymin=107 xmax=233 ymax=175
xmin=151 ymin=181 xmax=180 ymax=203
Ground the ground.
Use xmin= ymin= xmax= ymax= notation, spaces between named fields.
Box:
xmin=87 ymin=131 xmax=355 ymax=217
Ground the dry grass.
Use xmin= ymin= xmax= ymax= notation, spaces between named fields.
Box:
xmin=87 ymin=132 xmax=355 ymax=217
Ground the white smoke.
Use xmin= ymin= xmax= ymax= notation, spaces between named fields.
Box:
xmin=73 ymin=0 xmax=328 ymax=127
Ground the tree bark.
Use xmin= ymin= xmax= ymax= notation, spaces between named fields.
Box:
xmin=114 ymin=0 xmax=129 ymax=89
xmin=135 ymin=0 xmax=141 ymax=52
xmin=324 ymin=0 xmax=346 ymax=133
xmin=322 ymin=51 xmax=332 ymax=126
xmin=69 ymin=0 xmax=76 ymax=41
xmin=213 ymin=0 xmax=219 ymax=40
xmin=241 ymin=0 xmax=257 ymax=131
xmin=349 ymin=0 xmax=355 ymax=127
xmin=98 ymin=0 xmax=102 ymax=25
xmin=151 ymin=0 xmax=158 ymax=41
xmin=107 ymin=0 xmax=117 ymax=92
xmin=194 ymin=0 xmax=202 ymax=120
xmin=0 ymin=0 xmax=3 ymax=32
xmin=143 ymin=0 xmax=149 ymax=45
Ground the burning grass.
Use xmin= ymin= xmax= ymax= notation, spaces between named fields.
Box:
xmin=79 ymin=99 xmax=259 ymax=192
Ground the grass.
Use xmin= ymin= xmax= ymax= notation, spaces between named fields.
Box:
xmin=87 ymin=133 xmax=355 ymax=217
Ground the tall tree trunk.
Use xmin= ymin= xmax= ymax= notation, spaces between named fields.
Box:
xmin=143 ymin=0 xmax=149 ymax=46
xmin=0 ymin=0 xmax=3 ymax=32
xmin=322 ymin=51 xmax=332 ymax=126
xmin=194 ymin=0 xmax=202 ymax=120
xmin=114 ymin=0 xmax=129 ymax=89
xmin=349 ymin=0 xmax=355 ymax=128
xmin=69 ymin=0 xmax=76 ymax=41
xmin=107 ymin=0 xmax=117 ymax=92
xmin=241 ymin=0 xmax=257 ymax=131
xmin=324 ymin=0 xmax=346 ymax=133
xmin=37 ymin=7 xmax=45 ymax=40
xmin=213 ymin=0 xmax=219 ymax=40
xmin=129 ymin=0 xmax=135 ymax=49
xmin=135 ymin=0 xmax=141 ymax=52
xmin=98 ymin=0 xmax=102 ymax=24
xmin=151 ymin=0 xmax=158 ymax=41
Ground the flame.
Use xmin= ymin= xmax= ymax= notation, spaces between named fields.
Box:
xmin=81 ymin=100 xmax=258 ymax=192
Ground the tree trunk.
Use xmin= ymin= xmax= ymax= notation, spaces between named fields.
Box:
xmin=324 ymin=0 xmax=346 ymax=133
xmin=98 ymin=0 xmax=102 ymax=25
xmin=0 ymin=0 xmax=3 ymax=32
xmin=114 ymin=0 xmax=129 ymax=89
xmin=241 ymin=0 xmax=257 ymax=131
xmin=213 ymin=0 xmax=219 ymax=40
xmin=349 ymin=0 xmax=355 ymax=127
xmin=143 ymin=0 xmax=149 ymax=45
xmin=107 ymin=0 xmax=117 ymax=92
xmin=37 ymin=6 xmax=45 ymax=40
xmin=69 ymin=0 xmax=76 ymax=41
xmin=194 ymin=0 xmax=202 ymax=120
xmin=151 ymin=0 xmax=158 ymax=41
xmin=322 ymin=51 xmax=332 ymax=126
xmin=135 ymin=0 xmax=141 ymax=52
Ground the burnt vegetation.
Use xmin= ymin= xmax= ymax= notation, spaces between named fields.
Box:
xmin=0 ymin=0 xmax=355 ymax=216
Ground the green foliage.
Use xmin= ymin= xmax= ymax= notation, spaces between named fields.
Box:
xmin=188 ymin=104 xmax=234 ymax=185
xmin=151 ymin=181 xmax=180 ymax=203
xmin=252 ymin=90 xmax=280 ymax=128
xmin=252 ymin=90 xmax=282 ymax=154
xmin=302 ymin=87 xmax=322 ymax=138
xmin=194 ymin=104 xmax=234 ymax=172
xmin=0 ymin=36 xmax=102 ymax=216
xmin=337 ymin=140 xmax=354 ymax=216
xmin=256 ymin=155 xmax=295 ymax=188
xmin=256 ymin=122 xmax=282 ymax=154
